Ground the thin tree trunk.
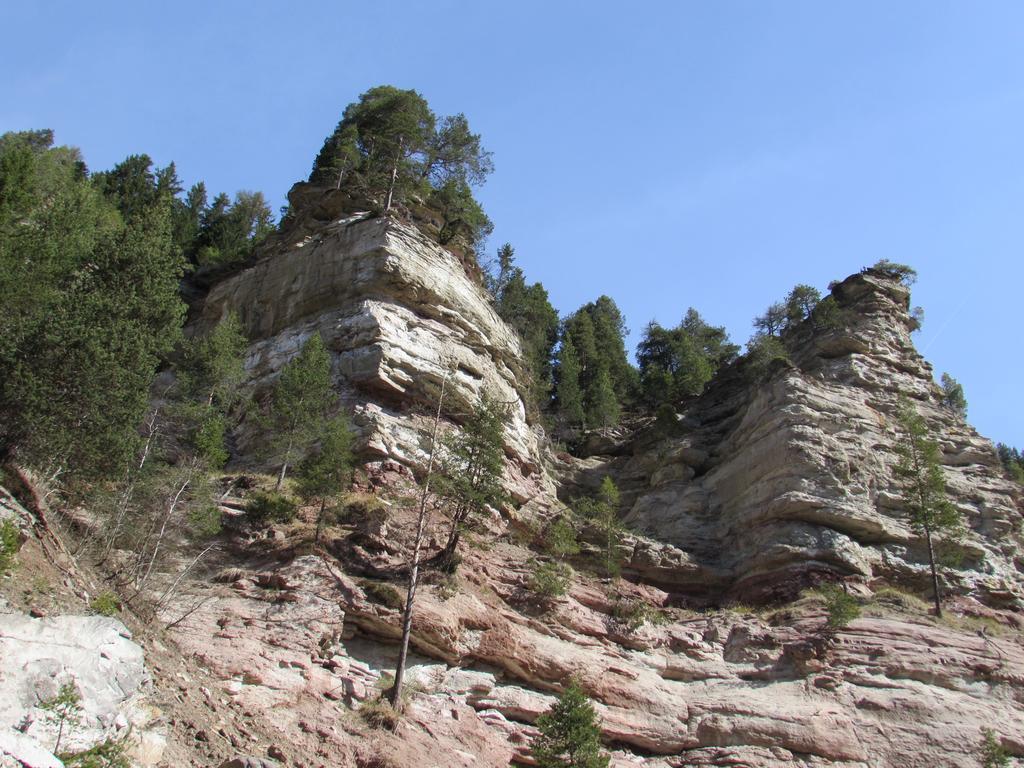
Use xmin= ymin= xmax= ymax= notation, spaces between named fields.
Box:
xmin=316 ymin=498 xmax=326 ymax=543
xmin=925 ymin=527 xmax=943 ymax=617
xmin=384 ymin=137 xmax=404 ymax=213
xmin=275 ymin=437 xmax=293 ymax=491
xmin=389 ymin=370 xmax=448 ymax=708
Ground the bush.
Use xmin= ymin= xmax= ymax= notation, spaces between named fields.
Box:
xmin=611 ymin=597 xmax=667 ymax=631
xmin=246 ymin=490 xmax=297 ymax=525
xmin=62 ymin=739 xmax=130 ymax=768
xmin=360 ymin=579 xmax=406 ymax=610
xmin=545 ymin=518 xmax=579 ymax=559
xmin=0 ymin=518 xmax=21 ymax=574
xmin=528 ymin=560 xmax=572 ymax=600
xmin=981 ymin=728 xmax=1010 ymax=768
xmin=89 ymin=592 xmax=120 ymax=617
xmin=343 ymin=491 xmax=387 ymax=523
xmin=358 ymin=698 xmax=400 ymax=731
xmin=866 ymin=259 xmax=917 ymax=286
xmin=819 ymin=584 xmax=860 ymax=629
xmin=743 ymin=334 xmax=790 ymax=381
xmin=187 ymin=504 xmax=223 ymax=538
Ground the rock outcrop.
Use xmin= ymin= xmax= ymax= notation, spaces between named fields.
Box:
xmin=193 ymin=211 xmax=553 ymax=506
xmin=613 ymin=269 xmax=1023 ymax=606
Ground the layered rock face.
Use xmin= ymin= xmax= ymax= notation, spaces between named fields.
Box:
xmin=617 ymin=271 xmax=1023 ymax=605
xmin=193 ymin=211 xmax=552 ymax=505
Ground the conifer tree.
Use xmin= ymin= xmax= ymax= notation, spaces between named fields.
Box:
xmin=295 ymin=414 xmax=354 ymax=542
xmin=894 ymin=399 xmax=962 ymax=617
xmin=266 ymin=333 xmax=335 ymax=490
xmin=585 ymin=365 xmax=620 ymax=429
xmin=556 ymin=338 xmax=585 ymax=427
xmin=530 ymin=679 xmax=609 ymax=768
xmin=433 ymin=394 xmax=507 ymax=571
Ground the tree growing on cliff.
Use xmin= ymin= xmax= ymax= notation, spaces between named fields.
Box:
xmin=939 ymin=373 xmax=967 ymax=418
xmin=265 ymin=333 xmax=335 ymax=490
xmin=530 ymin=679 xmax=610 ymax=768
xmin=894 ymin=399 xmax=962 ymax=618
xmin=295 ymin=413 xmax=355 ymax=543
xmin=433 ymin=394 xmax=508 ymax=571
xmin=576 ymin=477 xmax=624 ymax=579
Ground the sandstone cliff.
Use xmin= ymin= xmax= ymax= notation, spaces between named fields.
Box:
xmin=610 ymin=269 xmax=1023 ymax=608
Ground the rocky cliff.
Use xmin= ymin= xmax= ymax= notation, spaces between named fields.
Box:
xmin=610 ymin=269 xmax=1023 ymax=607
xmin=193 ymin=208 xmax=552 ymax=506
xmin=4 ymin=204 xmax=1023 ymax=768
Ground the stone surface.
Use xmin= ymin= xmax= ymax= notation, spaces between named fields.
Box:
xmin=0 ymin=614 xmax=156 ymax=766
xmin=193 ymin=214 xmax=555 ymax=507
xmin=616 ymin=270 xmax=1024 ymax=605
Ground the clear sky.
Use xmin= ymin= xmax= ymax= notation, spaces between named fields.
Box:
xmin=3 ymin=1 xmax=1022 ymax=446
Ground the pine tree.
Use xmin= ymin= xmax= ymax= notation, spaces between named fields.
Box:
xmin=585 ymin=365 xmax=619 ymax=429
xmin=266 ymin=333 xmax=335 ymax=490
xmin=530 ymin=680 xmax=609 ymax=768
xmin=894 ymin=399 xmax=962 ymax=617
xmin=295 ymin=414 xmax=354 ymax=542
xmin=555 ymin=338 xmax=585 ymax=427
xmin=433 ymin=394 xmax=508 ymax=571
xmin=939 ymin=373 xmax=967 ymax=418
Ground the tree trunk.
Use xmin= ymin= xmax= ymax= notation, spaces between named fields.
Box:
xmin=925 ymin=526 xmax=943 ymax=617
xmin=275 ymin=438 xmax=292 ymax=491
xmin=389 ymin=370 xmax=448 ymax=709
xmin=315 ymin=498 xmax=326 ymax=543
xmin=384 ymin=137 xmax=404 ymax=213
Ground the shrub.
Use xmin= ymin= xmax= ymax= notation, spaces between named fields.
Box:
xmin=0 ymin=518 xmax=21 ymax=574
xmin=187 ymin=504 xmax=223 ymax=538
xmin=819 ymin=584 xmax=860 ymax=629
xmin=89 ymin=592 xmax=120 ymax=617
xmin=528 ymin=560 xmax=572 ymax=600
xmin=246 ymin=490 xmax=297 ymax=525
xmin=343 ymin=491 xmax=387 ymax=523
xmin=981 ymin=728 xmax=1010 ymax=768
xmin=62 ymin=739 xmax=131 ymax=768
xmin=530 ymin=679 xmax=609 ymax=768
xmin=611 ymin=598 xmax=667 ymax=631
xmin=358 ymin=698 xmax=400 ymax=731
xmin=743 ymin=334 xmax=790 ymax=381
xmin=871 ymin=586 xmax=930 ymax=614
xmin=360 ymin=579 xmax=406 ymax=610
xmin=545 ymin=518 xmax=579 ymax=559
xmin=866 ymin=259 xmax=917 ymax=286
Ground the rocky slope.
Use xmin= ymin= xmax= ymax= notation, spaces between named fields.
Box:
xmin=4 ymin=202 xmax=1023 ymax=768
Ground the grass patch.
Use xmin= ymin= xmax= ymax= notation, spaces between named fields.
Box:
xmin=0 ymin=518 xmax=22 ymax=574
xmin=88 ymin=591 xmax=120 ymax=617
xmin=360 ymin=579 xmax=405 ymax=610
xmin=358 ymin=698 xmax=400 ymax=731
xmin=610 ymin=597 xmax=669 ymax=630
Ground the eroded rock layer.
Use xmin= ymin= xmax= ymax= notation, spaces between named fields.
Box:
xmin=194 ymin=213 xmax=553 ymax=506
xmin=618 ymin=271 xmax=1023 ymax=605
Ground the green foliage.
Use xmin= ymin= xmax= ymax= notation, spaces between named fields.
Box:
xmin=557 ymin=297 xmax=638 ymax=428
xmin=895 ymin=399 xmax=962 ymax=615
xmin=0 ymin=518 xmax=20 ymax=574
xmin=555 ymin=337 xmax=586 ymax=427
xmin=295 ymin=413 xmax=355 ymax=540
xmin=752 ymin=302 xmax=788 ymax=337
xmin=40 ymin=681 xmax=82 ymax=754
xmin=636 ymin=309 xmax=738 ymax=407
xmin=492 ymin=244 xmax=560 ymax=415
xmin=192 ymin=411 xmax=229 ymax=469
xmin=743 ymin=334 xmax=790 ymax=381
xmin=179 ymin=313 xmax=248 ymax=411
xmin=62 ymin=739 xmax=131 ymax=768
xmin=0 ymin=131 xmax=186 ymax=479
xmin=186 ymin=503 xmax=223 ymax=538
xmin=980 ymin=729 xmax=1010 ymax=768
xmin=89 ymin=591 xmax=120 ymax=617
xmin=435 ymin=394 xmax=508 ymax=568
xmin=265 ymin=333 xmax=335 ymax=488
xmin=192 ymin=190 xmax=273 ymax=269
xmin=818 ymin=584 xmax=860 ymax=629
xmin=310 ymin=86 xmax=493 ymax=257
xmin=360 ymin=579 xmax=406 ymax=610
xmin=529 ymin=560 xmax=572 ymax=600
xmin=811 ymin=295 xmax=845 ymax=331
xmin=576 ymin=478 xmax=624 ymax=579
xmin=996 ymin=443 xmax=1024 ymax=483
xmin=867 ymin=259 xmax=917 ymax=286
xmin=546 ymin=518 xmax=580 ymax=559
xmin=246 ymin=490 xmax=297 ymax=525
xmin=784 ymin=284 xmax=822 ymax=325
xmin=611 ymin=598 xmax=668 ymax=631
xmin=358 ymin=698 xmax=401 ymax=731
xmin=530 ymin=679 xmax=609 ymax=768
xmin=939 ymin=373 xmax=967 ymax=418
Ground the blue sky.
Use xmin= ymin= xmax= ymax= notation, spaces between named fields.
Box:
xmin=3 ymin=1 xmax=1023 ymax=445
